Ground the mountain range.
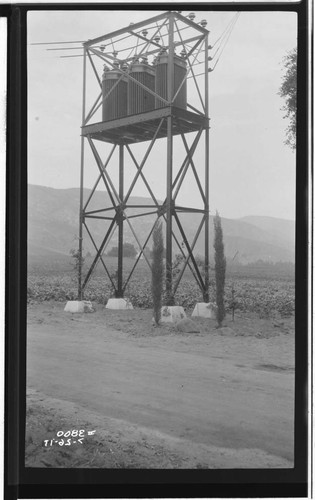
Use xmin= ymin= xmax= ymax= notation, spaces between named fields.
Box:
xmin=28 ymin=184 xmax=295 ymax=264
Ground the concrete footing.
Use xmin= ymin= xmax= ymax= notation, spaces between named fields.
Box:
xmin=64 ymin=300 xmax=94 ymax=313
xmin=160 ymin=305 xmax=186 ymax=324
xmin=106 ymin=298 xmax=133 ymax=310
xmin=191 ymin=302 xmax=217 ymax=319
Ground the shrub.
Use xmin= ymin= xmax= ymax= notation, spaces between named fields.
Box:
xmin=107 ymin=243 xmax=137 ymax=258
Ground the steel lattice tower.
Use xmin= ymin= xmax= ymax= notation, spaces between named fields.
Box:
xmin=78 ymin=11 xmax=210 ymax=304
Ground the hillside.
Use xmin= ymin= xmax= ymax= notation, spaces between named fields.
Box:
xmin=28 ymin=185 xmax=295 ymax=264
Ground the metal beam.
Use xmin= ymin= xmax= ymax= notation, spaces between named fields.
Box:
xmin=172 ymin=127 xmax=203 ymax=200
xmin=187 ymin=103 xmax=204 ymax=116
xmin=125 ymin=143 xmax=161 ymax=208
xmin=83 ymin=12 xmax=169 ymax=47
xmin=88 ymin=137 xmax=152 ymax=270
xmin=163 ymin=215 xmax=201 ymax=289
xmin=85 ymin=207 xmax=116 ymax=216
xmin=86 ymin=49 xmax=102 ymax=88
xmin=117 ymin=144 xmax=124 ymax=297
xmin=173 ymin=213 xmax=206 ymax=294
xmin=123 ymin=34 xmax=203 ymax=63
xmin=175 ymin=206 xmax=206 ymax=214
xmin=84 ymin=215 xmax=115 ymax=220
xmin=165 ymin=14 xmax=174 ymax=305
xmin=78 ymin=47 xmax=86 ymax=300
xmin=87 ymin=137 xmax=117 ymax=209
xmin=123 ymin=118 xmax=165 ymax=204
xmin=180 ymin=131 xmax=206 ymax=205
xmin=83 ymin=144 xmax=116 ymax=211
xmin=82 ymin=107 xmax=170 ymax=136
xmin=84 ymin=91 xmax=102 ymax=126
xmin=83 ymin=221 xmax=117 ymax=292
xmin=171 ymin=129 xmax=202 ymax=192
xmin=174 ymin=11 xmax=209 ymax=35
xmin=204 ymin=34 xmax=210 ymax=302
xmin=126 ymin=210 xmax=158 ymax=219
xmin=122 ymin=219 xmax=159 ymax=294
xmin=82 ymin=219 xmax=117 ymax=292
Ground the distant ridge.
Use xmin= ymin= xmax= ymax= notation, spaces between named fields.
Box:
xmin=28 ymin=185 xmax=295 ymax=264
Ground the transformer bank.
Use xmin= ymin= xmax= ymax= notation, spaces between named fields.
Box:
xmin=79 ymin=11 xmax=210 ymax=304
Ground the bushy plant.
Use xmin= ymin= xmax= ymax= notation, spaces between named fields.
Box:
xmin=70 ymin=248 xmax=85 ymax=276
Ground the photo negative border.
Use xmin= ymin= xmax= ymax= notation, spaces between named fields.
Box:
xmin=3 ymin=1 xmax=310 ymax=498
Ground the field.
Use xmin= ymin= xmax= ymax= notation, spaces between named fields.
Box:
xmin=26 ymin=254 xmax=295 ymax=469
xmin=28 ymin=253 xmax=295 ymax=318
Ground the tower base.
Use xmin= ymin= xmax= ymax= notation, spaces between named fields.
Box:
xmin=191 ymin=302 xmax=217 ymax=319
xmin=64 ymin=300 xmax=94 ymax=313
xmin=106 ymin=298 xmax=134 ymax=310
xmin=160 ymin=306 xmax=186 ymax=324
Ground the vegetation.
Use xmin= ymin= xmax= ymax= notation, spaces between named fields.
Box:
xmin=107 ymin=243 xmax=137 ymax=259
xmin=69 ymin=247 xmax=85 ymax=299
xmin=278 ymin=47 xmax=297 ymax=150
xmin=70 ymin=248 xmax=85 ymax=275
xmin=151 ymin=221 xmax=164 ymax=326
xmin=28 ymin=252 xmax=294 ymax=320
xmin=213 ymin=211 xmax=226 ymax=327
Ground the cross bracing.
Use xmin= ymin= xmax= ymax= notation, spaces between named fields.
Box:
xmin=77 ymin=11 xmax=210 ymax=304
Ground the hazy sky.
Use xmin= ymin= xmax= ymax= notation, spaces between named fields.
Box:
xmin=27 ymin=9 xmax=297 ymax=220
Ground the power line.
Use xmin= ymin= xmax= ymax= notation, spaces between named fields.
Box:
xmin=210 ymin=13 xmax=240 ymax=71
xmin=210 ymin=12 xmax=239 ymax=50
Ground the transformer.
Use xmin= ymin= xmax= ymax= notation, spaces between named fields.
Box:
xmin=127 ymin=58 xmax=155 ymax=115
xmin=155 ymin=51 xmax=187 ymax=109
xmin=102 ymin=63 xmax=128 ymax=121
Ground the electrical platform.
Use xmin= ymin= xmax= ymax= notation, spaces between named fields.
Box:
xmin=78 ymin=11 xmax=211 ymax=303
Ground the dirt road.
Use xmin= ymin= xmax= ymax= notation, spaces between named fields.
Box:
xmin=26 ymin=302 xmax=294 ymax=468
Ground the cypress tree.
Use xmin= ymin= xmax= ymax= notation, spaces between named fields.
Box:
xmin=213 ymin=211 xmax=226 ymax=327
xmin=151 ymin=220 xmax=164 ymax=325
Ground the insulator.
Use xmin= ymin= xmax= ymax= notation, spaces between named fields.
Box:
xmin=208 ymin=56 xmax=213 ymax=61
xmin=100 ymin=45 xmax=105 ymax=52
xmin=102 ymin=64 xmax=110 ymax=76
xmin=142 ymin=29 xmax=148 ymax=37
xmin=121 ymin=62 xmax=128 ymax=70
xmin=200 ymin=19 xmax=207 ymax=27
xmin=188 ymin=12 xmax=195 ymax=21
xmin=141 ymin=55 xmax=148 ymax=64
xmin=153 ymin=36 xmax=160 ymax=43
xmin=180 ymin=49 xmax=186 ymax=58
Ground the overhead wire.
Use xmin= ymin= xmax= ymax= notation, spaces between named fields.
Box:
xmin=32 ymin=12 xmax=240 ymax=71
xmin=31 ymin=17 xmax=190 ymax=54
xmin=210 ymin=12 xmax=240 ymax=71
xmin=30 ymin=40 xmax=85 ymax=45
xmin=210 ymin=12 xmax=239 ymax=49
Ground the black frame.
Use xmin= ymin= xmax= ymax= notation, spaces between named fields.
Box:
xmin=3 ymin=2 xmax=310 ymax=499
